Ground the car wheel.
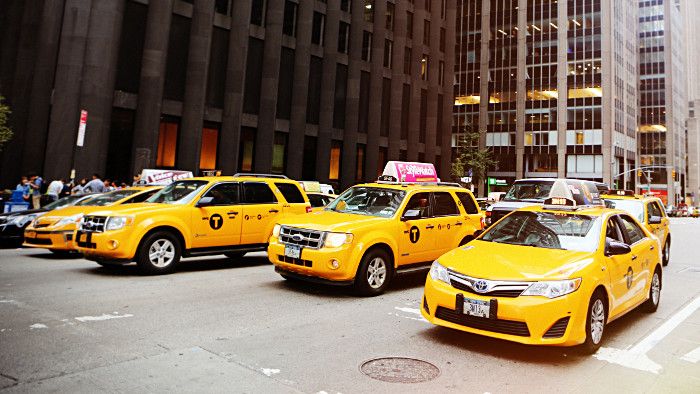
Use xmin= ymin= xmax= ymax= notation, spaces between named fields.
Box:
xmin=662 ymin=239 xmax=670 ymax=266
xmin=224 ymin=252 xmax=246 ymax=260
xmin=137 ymin=231 xmax=181 ymax=275
xmin=642 ymin=267 xmax=661 ymax=313
xmin=581 ymin=291 xmax=607 ymax=354
xmin=354 ymin=248 xmax=393 ymax=296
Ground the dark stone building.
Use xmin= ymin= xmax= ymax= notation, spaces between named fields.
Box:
xmin=0 ymin=0 xmax=456 ymax=190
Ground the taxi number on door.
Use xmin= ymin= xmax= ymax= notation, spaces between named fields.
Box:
xmin=285 ymin=244 xmax=301 ymax=259
xmin=464 ymin=297 xmax=490 ymax=318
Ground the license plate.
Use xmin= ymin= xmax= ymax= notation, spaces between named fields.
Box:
xmin=464 ymin=297 xmax=490 ymax=318
xmin=284 ymin=244 xmax=301 ymax=259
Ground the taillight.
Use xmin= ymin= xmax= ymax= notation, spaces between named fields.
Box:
xmin=306 ymin=206 xmax=312 ymax=213
xmin=480 ymin=216 xmax=486 ymax=229
xmin=485 ymin=211 xmax=491 ymax=217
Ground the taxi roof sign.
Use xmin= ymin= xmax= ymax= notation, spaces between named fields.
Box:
xmin=299 ymin=181 xmax=322 ymax=193
xmin=543 ymin=196 xmax=578 ymax=211
xmin=381 ymin=161 xmax=438 ymax=183
xmin=138 ymin=169 xmax=194 ymax=185
xmin=606 ymin=189 xmax=636 ymax=197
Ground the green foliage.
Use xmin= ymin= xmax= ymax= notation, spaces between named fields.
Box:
xmin=450 ymin=128 xmax=497 ymax=184
xmin=0 ymin=95 xmax=12 ymax=151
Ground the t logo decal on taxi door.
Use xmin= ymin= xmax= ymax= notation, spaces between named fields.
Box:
xmin=409 ymin=226 xmax=420 ymax=243
xmin=209 ymin=214 xmax=223 ymax=230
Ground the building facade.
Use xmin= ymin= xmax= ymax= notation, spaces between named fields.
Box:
xmin=454 ymin=0 xmax=639 ymax=194
xmin=682 ymin=0 xmax=700 ymax=204
xmin=0 ymin=0 xmax=456 ymax=190
xmin=638 ymin=0 xmax=687 ymax=205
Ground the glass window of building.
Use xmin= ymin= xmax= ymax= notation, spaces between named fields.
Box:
xmin=163 ymin=15 xmax=191 ymax=101
xmin=282 ymin=1 xmax=297 ymax=37
xmin=438 ymin=60 xmax=444 ymax=86
xmin=243 ymin=38 xmax=264 ymax=114
xmin=403 ymin=47 xmax=412 ymax=75
xmin=341 ymin=0 xmax=351 ymax=13
xmin=333 ymin=64 xmax=348 ymax=128
xmin=312 ymin=12 xmax=325 ymax=45
xmin=439 ymin=27 xmax=445 ymax=52
xmin=276 ymin=47 xmax=295 ymax=120
xmin=383 ymin=39 xmax=393 ymax=68
xmin=381 ymin=78 xmax=391 ymax=137
xmin=386 ymin=2 xmax=395 ymax=31
xmin=419 ymin=89 xmax=427 ymax=143
xmin=420 ymin=54 xmax=429 ymax=80
xmin=157 ymin=120 xmax=179 ymax=168
xmin=400 ymin=84 xmax=411 ymax=139
xmin=423 ymin=20 xmax=430 ymax=45
xmin=359 ymin=72 xmax=370 ymax=133
xmin=424 ymin=0 xmax=431 ymax=12
xmin=362 ymin=31 xmax=373 ymax=61
xmin=329 ymin=141 xmax=342 ymax=180
xmin=406 ymin=12 xmax=413 ymax=38
xmin=306 ymin=56 xmax=323 ymax=124
xmin=239 ymin=127 xmax=256 ymax=172
xmin=271 ymin=132 xmax=287 ymax=174
xmin=356 ymin=144 xmax=366 ymax=182
xmin=215 ymin=0 xmax=231 ymax=15
xmin=338 ymin=22 xmax=350 ymax=53
xmin=199 ymin=125 xmax=218 ymax=170
xmin=364 ymin=0 xmax=374 ymax=22
xmin=250 ymin=0 xmax=266 ymax=26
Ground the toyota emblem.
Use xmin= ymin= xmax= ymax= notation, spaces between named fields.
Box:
xmin=473 ymin=280 xmax=488 ymax=293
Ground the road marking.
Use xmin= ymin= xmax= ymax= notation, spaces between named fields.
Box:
xmin=395 ymin=307 xmax=421 ymax=315
xmin=29 ymin=323 xmax=47 ymax=329
xmin=74 ymin=312 xmax=134 ymax=322
xmin=680 ymin=346 xmax=700 ymax=363
xmin=391 ymin=307 xmax=429 ymax=323
xmin=0 ymin=299 xmax=17 ymax=304
xmin=261 ymin=368 xmax=280 ymax=377
xmin=594 ymin=295 xmax=700 ymax=374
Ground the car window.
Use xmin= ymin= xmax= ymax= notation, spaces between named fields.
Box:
xmin=647 ymin=201 xmax=662 ymax=221
xmin=125 ymin=190 xmax=159 ymax=204
xmin=76 ymin=189 xmax=139 ymax=206
xmin=433 ymin=192 xmax=460 ymax=216
xmin=147 ymin=180 xmax=210 ymax=204
xmin=503 ymin=181 xmax=553 ymax=202
xmin=605 ymin=217 xmax=625 ymax=243
xmin=603 ymin=198 xmax=644 ymax=223
xmin=456 ymin=192 xmax=479 ymax=214
xmin=402 ymin=192 xmax=431 ymax=219
xmin=242 ymin=182 xmax=277 ymax=204
xmin=654 ymin=201 xmax=666 ymax=218
xmin=327 ymin=187 xmax=405 ymax=217
xmin=275 ymin=182 xmax=306 ymax=203
xmin=308 ymin=194 xmax=327 ymax=208
xmin=618 ymin=215 xmax=646 ymax=245
xmin=480 ymin=211 xmax=601 ymax=252
xmin=203 ymin=183 xmax=240 ymax=205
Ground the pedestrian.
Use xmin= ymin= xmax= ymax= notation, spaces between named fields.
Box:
xmin=71 ymin=178 xmax=87 ymax=195
xmin=103 ymin=179 xmax=115 ymax=192
xmin=15 ymin=176 xmax=30 ymax=201
xmin=28 ymin=174 xmax=43 ymax=209
xmin=60 ymin=180 xmax=72 ymax=197
xmin=83 ymin=174 xmax=105 ymax=193
xmin=46 ymin=178 xmax=64 ymax=202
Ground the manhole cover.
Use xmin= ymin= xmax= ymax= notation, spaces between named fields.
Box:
xmin=360 ymin=357 xmax=440 ymax=383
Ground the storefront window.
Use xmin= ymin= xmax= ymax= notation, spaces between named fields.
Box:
xmin=199 ymin=126 xmax=218 ymax=170
xmin=156 ymin=120 xmax=178 ymax=168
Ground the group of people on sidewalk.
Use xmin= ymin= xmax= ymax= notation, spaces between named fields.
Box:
xmin=14 ymin=174 xmax=128 ymax=209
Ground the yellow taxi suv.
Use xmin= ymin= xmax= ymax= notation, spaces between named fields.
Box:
xmin=422 ymin=197 xmax=662 ymax=353
xmin=23 ymin=187 xmax=160 ymax=255
xmin=602 ymin=190 xmax=671 ymax=266
xmin=74 ymin=174 xmax=311 ymax=274
xmin=269 ymin=171 xmax=484 ymax=296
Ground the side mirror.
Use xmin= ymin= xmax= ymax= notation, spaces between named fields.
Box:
xmin=605 ymin=239 xmax=631 ymax=257
xmin=648 ymin=215 xmax=662 ymax=224
xmin=401 ymin=209 xmax=421 ymax=221
xmin=196 ymin=196 xmax=214 ymax=207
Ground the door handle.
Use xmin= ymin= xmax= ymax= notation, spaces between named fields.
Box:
xmin=455 ymin=222 xmax=463 ymax=226
xmin=631 ymin=255 xmax=637 ymax=261
xmin=650 ymin=245 xmax=655 ymax=250
xmin=425 ymin=224 xmax=435 ymax=229
xmin=227 ymin=211 xmax=238 ymax=215
xmin=269 ymin=209 xmax=279 ymax=213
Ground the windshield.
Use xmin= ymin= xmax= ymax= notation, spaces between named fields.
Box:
xmin=146 ymin=180 xmax=209 ymax=204
xmin=76 ymin=190 xmax=139 ymax=206
xmin=603 ymin=199 xmax=644 ymax=222
xmin=44 ymin=195 xmax=83 ymax=210
xmin=327 ymin=187 xmax=406 ymax=218
xmin=503 ymin=181 xmax=554 ymax=202
xmin=480 ymin=211 xmax=602 ymax=252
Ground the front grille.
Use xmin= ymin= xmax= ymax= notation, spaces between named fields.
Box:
xmin=435 ymin=306 xmax=530 ymax=337
xmin=279 ymin=226 xmax=324 ymax=249
xmin=25 ymin=237 xmax=52 ymax=245
xmin=79 ymin=216 xmax=107 ymax=233
xmin=278 ymin=255 xmax=313 ymax=267
xmin=448 ymin=271 xmax=530 ymax=298
xmin=543 ymin=317 xmax=570 ymax=338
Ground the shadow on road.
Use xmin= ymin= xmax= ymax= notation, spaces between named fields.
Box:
xmin=23 ymin=250 xmax=83 ymax=260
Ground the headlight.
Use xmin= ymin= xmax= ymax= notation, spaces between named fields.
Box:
xmin=11 ymin=214 xmax=37 ymax=227
xmin=272 ymin=224 xmax=281 ymax=238
xmin=105 ymin=216 xmax=133 ymax=231
xmin=323 ymin=232 xmax=353 ymax=248
xmin=429 ymin=260 xmax=451 ymax=285
xmin=521 ymin=278 xmax=582 ymax=299
xmin=56 ymin=214 xmax=83 ymax=227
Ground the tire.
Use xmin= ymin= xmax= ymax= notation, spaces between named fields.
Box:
xmin=581 ymin=291 xmax=607 ymax=354
xmin=354 ymin=248 xmax=393 ymax=296
xmin=642 ymin=267 xmax=661 ymax=313
xmin=136 ymin=231 xmax=181 ymax=275
xmin=224 ymin=251 xmax=246 ymax=260
xmin=662 ymin=239 xmax=670 ymax=266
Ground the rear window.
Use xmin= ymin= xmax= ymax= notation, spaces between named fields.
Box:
xmin=242 ymin=182 xmax=277 ymax=204
xmin=456 ymin=192 xmax=479 ymax=214
xmin=275 ymin=182 xmax=306 ymax=203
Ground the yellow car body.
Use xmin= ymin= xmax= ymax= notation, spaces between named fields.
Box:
xmin=23 ymin=187 xmax=160 ymax=253
xmin=269 ymin=182 xmax=484 ymax=295
xmin=73 ymin=176 xmax=311 ymax=274
xmin=602 ymin=192 xmax=671 ymax=265
xmin=421 ymin=203 xmax=662 ymax=351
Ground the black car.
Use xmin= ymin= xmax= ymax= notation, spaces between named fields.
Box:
xmin=0 ymin=194 xmax=96 ymax=246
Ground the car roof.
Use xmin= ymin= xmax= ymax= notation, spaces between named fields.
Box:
xmin=352 ymin=182 xmax=470 ymax=193
xmin=601 ymin=194 xmax=659 ymax=202
xmin=521 ymin=204 xmax=615 ymax=217
xmin=183 ymin=176 xmax=298 ymax=183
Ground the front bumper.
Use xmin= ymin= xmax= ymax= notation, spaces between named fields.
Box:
xmin=421 ymin=276 xmax=588 ymax=346
xmin=268 ymin=237 xmax=363 ymax=282
xmin=0 ymin=224 xmax=24 ymax=242
xmin=74 ymin=229 xmax=135 ymax=261
xmin=23 ymin=229 xmax=75 ymax=250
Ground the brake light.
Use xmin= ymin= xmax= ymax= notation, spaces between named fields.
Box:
xmin=306 ymin=206 xmax=312 ymax=213
xmin=480 ymin=216 xmax=486 ymax=229
xmin=485 ymin=211 xmax=491 ymax=217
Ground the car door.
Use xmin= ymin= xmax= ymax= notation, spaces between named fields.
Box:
xmin=430 ymin=191 xmax=464 ymax=255
xmin=398 ymin=192 xmax=435 ymax=265
xmin=604 ymin=215 xmax=637 ymax=317
xmin=191 ymin=182 xmax=242 ymax=248
xmin=645 ymin=200 xmax=664 ymax=241
xmin=617 ymin=214 xmax=655 ymax=306
xmin=274 ymin=182 xmax=309 ymax=215
xmin=240 ymin=182 xmax=282 ymax=245
xmin=455 ymin=190 xmax=483 ymax=236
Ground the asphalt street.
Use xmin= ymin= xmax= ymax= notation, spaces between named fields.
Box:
xmin=0 ymin=218 xmax=699 ymax=393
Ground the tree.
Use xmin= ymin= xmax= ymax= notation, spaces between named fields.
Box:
xmin=451 ymin=127 xmax=497 ymax=188
xmin=0 ymin=95 xmax=12 ymax=151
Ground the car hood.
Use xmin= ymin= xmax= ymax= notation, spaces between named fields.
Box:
xmin=439 ymin=240 xmax=594 ymax=281
xmin=277 ymin=210 xmax=391 ymax=232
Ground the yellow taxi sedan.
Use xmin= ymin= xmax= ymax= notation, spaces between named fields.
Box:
xmin=23 ymin=187 xmax=160 ymax=255
xmin=421 ymin=198 xmax=662 ymax=353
